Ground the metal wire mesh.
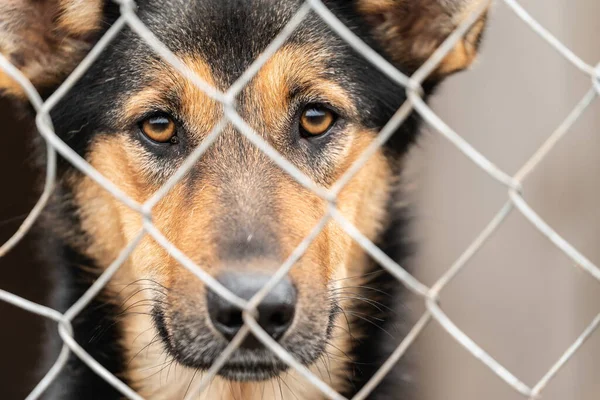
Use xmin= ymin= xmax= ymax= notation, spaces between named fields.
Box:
xmin=1 ymin=0 xmax=599 ymax=399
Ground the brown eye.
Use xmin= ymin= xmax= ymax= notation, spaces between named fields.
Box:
xmin=140 ymin=115 xmax=177 ymax=143
xmin=299 ymin=105 xmax=336 ymax=137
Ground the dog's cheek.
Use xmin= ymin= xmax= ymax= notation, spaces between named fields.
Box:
xmin=69 ymin=133 xmax=182 ymax=305
xmin=271 ymin=127 xmax=393 ymax=339
xmin=72 ymin=135 xmax=146 ymax=266
xmin=330 ymin=127 xmax=393 ymax=282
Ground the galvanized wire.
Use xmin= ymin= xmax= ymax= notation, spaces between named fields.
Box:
xmin=0 ymin=0 xmax=598 ymax=399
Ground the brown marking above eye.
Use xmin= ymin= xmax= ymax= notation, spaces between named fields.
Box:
xmin=299 ymin=105 xmax=336 ymax=137
xmin=250 ymin=45 xmax=357 ymax=135
xmin=141 ymin=115 xmax=177 ymax=143
xmin=120 ymin=55 xmax=218 ymax=142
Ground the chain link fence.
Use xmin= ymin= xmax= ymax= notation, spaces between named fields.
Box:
xmin=0 ymin=0 xmax=599 ymax=399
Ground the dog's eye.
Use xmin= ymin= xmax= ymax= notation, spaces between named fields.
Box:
xmin=140 ymin=115 xmax=178 ymax=143
xmin=299 ymin=105 xmax=336 ymax=137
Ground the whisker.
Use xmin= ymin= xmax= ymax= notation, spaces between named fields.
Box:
xmin=329 ymin=285 xmax=392 ymax=297
xmin=140 ymin=357 xmax=177 ymax=381
xmin=329 ymin=270 xmax=386 ymax=284
xmin=279 ymin=374 xmax=300 ymax=400
xmin=331 ymin=304 xmax=357 ymax=343
xmin=324 ymin=340 xmax=355 ymax=363
xmin=132 ymin=325 xmax=156 ymax=345
xmin=128 ymin=333 xmax=163 ymax=366
xmin=184 ymin=369 xmax=199 ymax=399
xmin=340 ymin=311 xmax=394 ymax=338
xmin=333 ymin=295 xmax=395 ymax=313
xmin=277 ymin=376 xmax=284 ymax=400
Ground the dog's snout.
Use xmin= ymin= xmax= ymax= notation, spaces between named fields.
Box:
xmin=207 ymin=272 xmax=296 ymax=346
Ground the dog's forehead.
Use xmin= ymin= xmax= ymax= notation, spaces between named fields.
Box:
xmin=136 ymin=0 xmax=327 ymax=82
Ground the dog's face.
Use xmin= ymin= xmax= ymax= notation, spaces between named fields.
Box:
xmin=0 ymin=0 xmax=486 ymax=384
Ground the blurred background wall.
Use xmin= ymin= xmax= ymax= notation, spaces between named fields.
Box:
xmin=0 ymin=0 xmax=598 ymax=399
xmin=409 ymin=0 xmax=600 ymax=399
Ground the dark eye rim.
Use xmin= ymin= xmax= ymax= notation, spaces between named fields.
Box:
xmin=137 ymin=112 xmax=180 ymax=145
xmin=297 ymin=103 xmax=340 ymax=139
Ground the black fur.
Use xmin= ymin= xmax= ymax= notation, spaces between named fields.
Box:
xmin=41 ymin=232 xmax=126 ymax=399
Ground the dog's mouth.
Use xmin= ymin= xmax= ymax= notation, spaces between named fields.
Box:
xmin=152 ymin=307 xmax=300 ymax=381
xmin=166 ymin=338 xmax=291 ymax=381
xmin=189 ymin=352 xmax=291 ymax=381
xmin=219 ymin=363 xmax=289 ymax=381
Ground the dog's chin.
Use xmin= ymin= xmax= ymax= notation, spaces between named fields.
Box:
xmin=210 ymin=360 xmax=289 ymax=382
xmin=169 ymin=345 xmax=291 ymax=382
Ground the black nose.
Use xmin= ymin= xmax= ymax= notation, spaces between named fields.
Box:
xmin=207 ymin=272 xmax=296 ymax=346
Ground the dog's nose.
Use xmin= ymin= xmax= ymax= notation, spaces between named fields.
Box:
xmin=207 ymin=272 xmax=296 ymax=345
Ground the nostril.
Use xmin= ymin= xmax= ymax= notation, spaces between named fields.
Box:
xmin=215 ymin=308 xmax=243 ymax=331
xmin=253 ymin=290 xmax=296 ymax=342
xmin=270 ymin=308 xmax=293 ymax=327
xmin=263 ymin=304 xmax=295 ymax=334
xmin=207 ymin=295 xmax=244 ymax=341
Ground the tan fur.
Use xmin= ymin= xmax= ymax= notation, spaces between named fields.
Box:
xmin=57 ymin=0 xmax=104 ymax=36
xmin=252 ymin=46 xmax=357 ymax=134
xmin=121 ymin=56 xmax=220 ymax=135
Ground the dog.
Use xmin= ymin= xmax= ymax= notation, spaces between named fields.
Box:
xmin=0 ymin=1 xmax=487 ymax=399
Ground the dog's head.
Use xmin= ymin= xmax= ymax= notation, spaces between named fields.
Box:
xmin=1 ymin=0 xmax=487 ymax=383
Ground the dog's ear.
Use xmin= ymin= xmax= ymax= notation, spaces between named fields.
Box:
xmin=0 ymin=0 xmax=105 ymax=99
xmin=357 ymin=0 xmax=489 ymax=78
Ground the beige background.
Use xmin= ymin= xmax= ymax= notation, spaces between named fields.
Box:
xmin=407 ymin=1 xmax=600 ymax=399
